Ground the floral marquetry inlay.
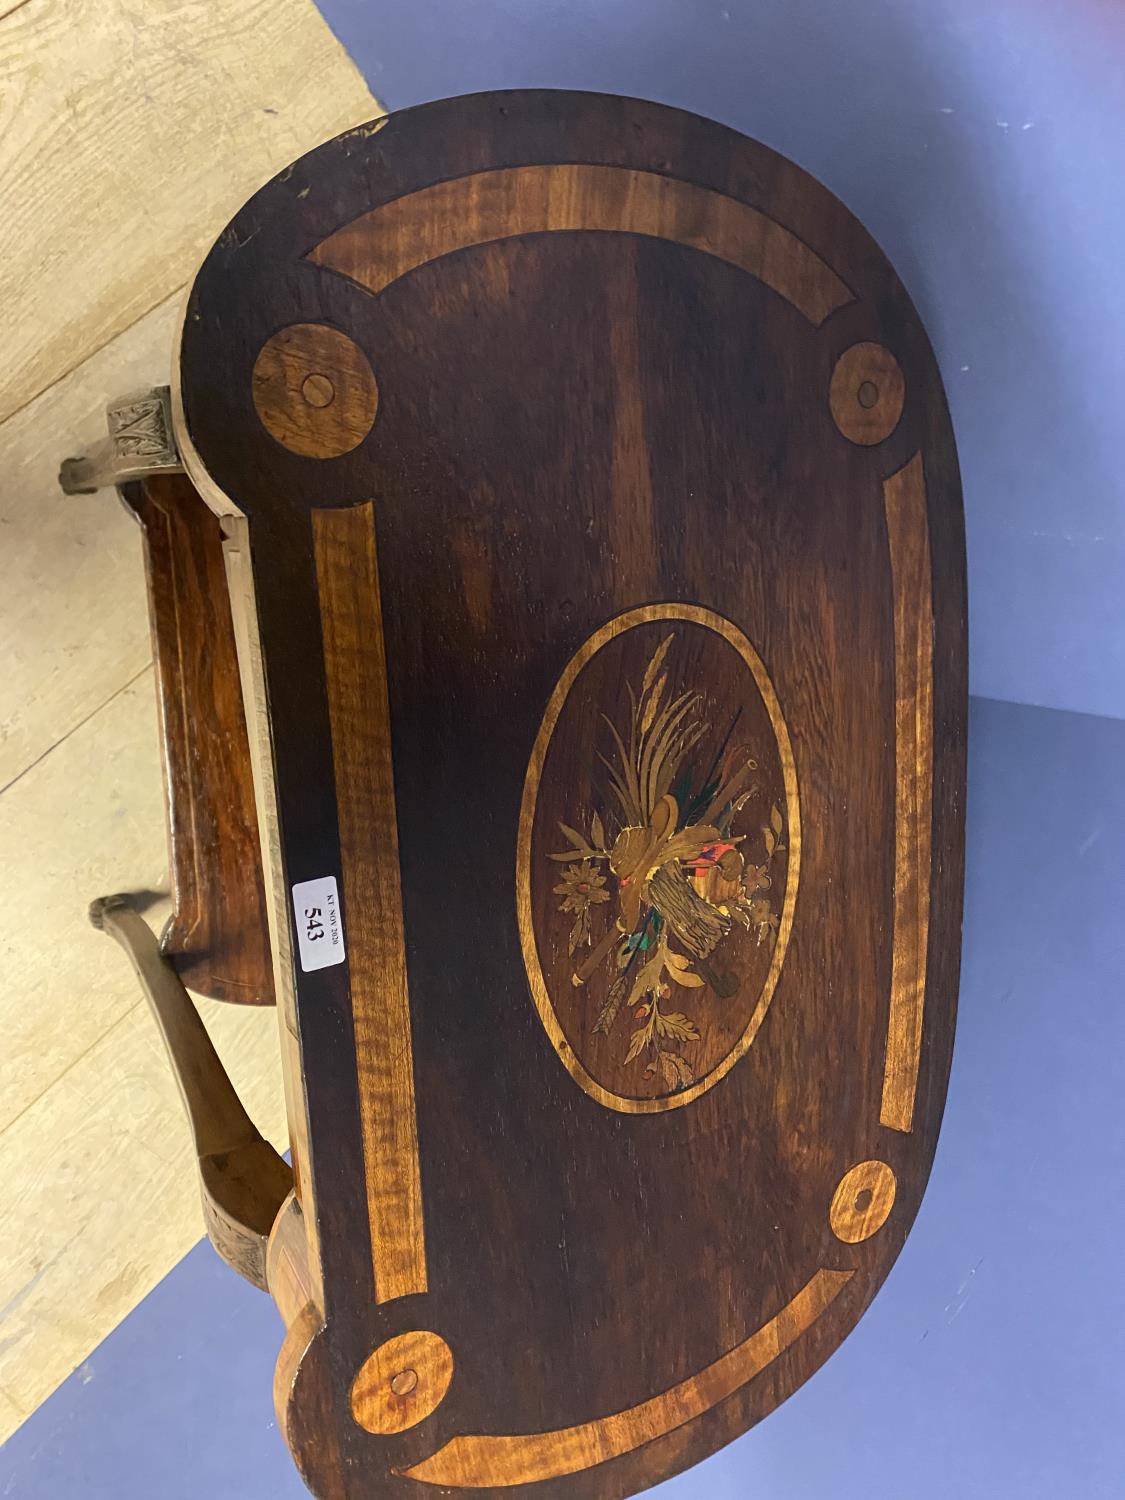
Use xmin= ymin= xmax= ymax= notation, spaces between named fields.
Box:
xmin=518 ymin=606 xmax=800 ymax=1113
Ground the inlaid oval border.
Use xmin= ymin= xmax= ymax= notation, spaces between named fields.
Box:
xmin=516 ymin=603 xmax=801 ymax=1114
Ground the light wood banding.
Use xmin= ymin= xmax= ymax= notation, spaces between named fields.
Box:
xmin=309 ymin=164 xmax=853 ymax=326
xmin=402 ymin=1268 xmax=852 ymax=1487
xmin=222 ymin=516 xmax=323 ymax=1293
xmin=274 ymin=1303 xmax=323 ymax=1451
xmin=880 ymin=453 xmax=934 ymax=1132
xmin=313 ymin=503 xmax=427 ymax=1301
xmin=266 ymin=1192 xmax=316 ymax=1328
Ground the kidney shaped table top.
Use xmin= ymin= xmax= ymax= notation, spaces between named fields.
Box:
xmin=69 ymin=90 xmax=966 ymax=1500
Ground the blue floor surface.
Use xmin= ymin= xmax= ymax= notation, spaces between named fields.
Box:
xmin=4 ymin=695 xmax=1122 ymax=1498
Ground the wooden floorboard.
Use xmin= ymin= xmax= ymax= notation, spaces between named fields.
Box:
xmin=0 ymin=674 xmax=167 ymax=1136
xmin=0 ymin=669 xmax=291 ymax=1447
xmin=1 ymin=296 xmax=177 ymax=789
xmin=0 ymin=0 xmax=376 ymax=423
xmin=0 ymin=981 xmax=287 ymax=1436
xmin=0 ymin=0 xmax=378 ymax=1441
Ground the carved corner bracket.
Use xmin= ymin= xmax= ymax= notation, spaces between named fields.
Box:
xmin=59 ymin=385 xmax=183 ymax=495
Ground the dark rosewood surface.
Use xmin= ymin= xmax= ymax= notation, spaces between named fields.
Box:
xmin=121 ymin=474 xmax=273 ymax=1005
xmin=178 ymin=91 xmax=966 ymax=1499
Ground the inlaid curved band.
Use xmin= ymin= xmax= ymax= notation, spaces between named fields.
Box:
xmin=309 ymin=164 xmax=853 ymax=326
xmin=401 ymin=1267 xmax=852 ymax=1488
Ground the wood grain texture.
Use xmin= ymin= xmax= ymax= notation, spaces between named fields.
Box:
xmin=0 ymin=677 xmax=286 ymax=1435
xmin=880 ymin=453 xmax=935 ymax=1133
xmin=0 ymin=1388 xmax=23 ymax=1439
xmin=0 ymin=296 xmax=178 ymax=791
xmin=0 ymin=674 xmax=167 ymax=1137
xmin=92 ymin=897 xmax=291 ymax=1288
xmin=310 ymin=163 xmax=853 ymax=325
xmin=120 ymin=475 xmax=273 ymax=1004
xmin=313 ymin=504 xmax=427 ymax=1304
xmin=267 ymin=1194 xmax=316 ymax=1328
xmin=829 ymin=1159 xmax=898 ymax=1243
xmin=274 ymin=1303 xmax=327 ymax=1457
xmin=0 ymin=0 xmax=372 ymax=1438
xmin=177 ymin=91 xmax=966 ymax=1499
xmin=0 ymin=0 xmax=376 ymax=423
xmin=351 ymin=1329 xmax=454 ymax=1435
xmin=403 ymin=1269 xmax=850 ymax=1487
xmin=222 ymin=517 xmax=323 ymax=1304
xmin=829 ymin=340 xmax=906 ymax=446
xmin=253 ymin=323 xmax=379 ymax=458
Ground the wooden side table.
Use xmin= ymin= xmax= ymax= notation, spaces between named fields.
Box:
xmin=63 ymin=91 xmax=966 ymax=1500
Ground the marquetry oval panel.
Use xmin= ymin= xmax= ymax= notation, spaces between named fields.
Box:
xmin=518 ymin=605 xmax=799 ymax=1112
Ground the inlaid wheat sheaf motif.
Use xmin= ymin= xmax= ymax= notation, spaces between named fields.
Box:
xmin=548 ymin=633 xmax=785 ymax=1091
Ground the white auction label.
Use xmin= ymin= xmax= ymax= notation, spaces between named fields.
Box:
xmin=291 ymin=875 xmax=346 ymax=972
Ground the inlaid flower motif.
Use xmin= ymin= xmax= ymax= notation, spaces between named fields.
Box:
xmin=553 ymin=860 xmax=610 ymax=954
xmin=747 ymin=897 xmax=779 ymax=946
xmin=546 ymin=632 xmax=786 ymax=1092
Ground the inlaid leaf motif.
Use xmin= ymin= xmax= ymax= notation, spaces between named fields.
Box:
xmin=593 ymin=975 xmax=628 ymax=1035
xmin=659 ymin=1050 xmax=695 ymax=1089
xmin=655 ymin=1011 xmax=701 ymax=1042
xmin=626 ymin=947 xmax=669 ymax=1013
xmin=624 ymin=1027 xmax=649 ymax=1065
xmin=547 ymin=630 xmax=786 ymax=1092
xmin=664 ymin=950 xmax=705 ymax=988
xmin=639 ymin=673 xmax=667 ymax=736
xmin=568 ymin=914 xmax=585 ymax=955
xmin=642 ymin=633 xmax=675 ymax=694
xmin=557 ymin=821 xmax=596 ymax=856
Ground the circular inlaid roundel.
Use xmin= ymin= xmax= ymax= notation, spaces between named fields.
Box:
xmin=829 ymin=1160 xmax=898 ymax=1243
xmin=251 ymin=322 xmax=378 ymax=458
xmin=350 ymin=1329 xmax=453 ymax=1435
xmin=829 ymin=341 xmax=905 ymax=445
